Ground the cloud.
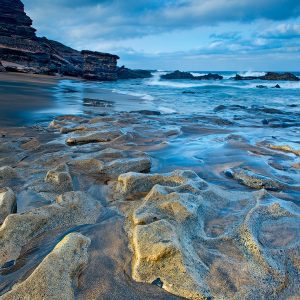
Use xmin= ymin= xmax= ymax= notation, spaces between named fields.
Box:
xmin=260 ymin=23 xmax=300 ymax=39
xmin=23 ymin=0 xmax=300 ymax=42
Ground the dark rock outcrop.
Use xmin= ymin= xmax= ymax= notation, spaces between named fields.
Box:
xmin=194 ymin=73 xmax=223 ymax=80
xmin=233 ymin=72 xmax=299 ymax=81
xmin=81 ymin=50 xmax=119 ymax=81
xmin=0 ymin=0 xmax=119 ymax=80
xmin=117 ymin=66 xmax=152 ymax=79
xmin=161 ymin=70 xmax=194 ymax=80
xmin=161 ymin=70 xmax=223 ymax=80
xmin=0 ymin=61 xmax=5 ymax=72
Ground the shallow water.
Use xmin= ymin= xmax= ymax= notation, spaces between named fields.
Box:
xmin=0 ymin=71 xmax=300 ymax=299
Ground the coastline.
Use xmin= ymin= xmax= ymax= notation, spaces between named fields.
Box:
xmin=0 ymin=74 xmax=299 ymax=299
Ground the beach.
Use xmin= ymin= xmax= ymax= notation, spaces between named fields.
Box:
xmin=0 ymin=72 xmax=300 ymax=299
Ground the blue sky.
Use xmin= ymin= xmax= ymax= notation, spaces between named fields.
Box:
xmin=23 ymin=0 xmax=300 ymax=71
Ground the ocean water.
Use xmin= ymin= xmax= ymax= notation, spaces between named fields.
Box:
xmin=100 ymin=70 xmax=300 ymax=115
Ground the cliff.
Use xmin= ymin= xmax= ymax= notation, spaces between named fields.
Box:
xmin=0 ymin=0 xmax=119 ymax=80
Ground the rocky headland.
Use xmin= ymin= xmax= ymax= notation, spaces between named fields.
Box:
xmin=0 ymin=0 xmax=119 ymax=80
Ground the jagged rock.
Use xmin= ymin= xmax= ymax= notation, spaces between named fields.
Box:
xmin=117 ymin=66 xmax=152 ymax=79
xmin=112 ymin=169 xmax=208 ymax=200
xmin=224 ymin=168 xmax=287 ymax=190
xmin=0 ymin=188 xmax=16 ymax=224
xmin=161 ymin=70 xmax=194 ymax=80
xmin=66 ymin=130 xmax=122 ymax=146
xmin=194 ymin=73 xmax=223 ymax=80
xmin=0 ymin=0 xmax=119 ymax=79
xmin=0 ymin=191 xmax=101 ymax=264
xmin=115 ymin=170 xmax=300 ymax=299
xmin=233 ymin=72 xmax=299 ymax=81
xmin=0 ymin=166 xmax=18 ymax=180
xmin=161 ymin=71 xmax=223 ymax=80
xmin=45 ymin=164 xmax=73 ymax=192
xmin=0 ymin=61 xmax=5 ymax=72
xmin=1 ymin=232 xmax=91 ymax=300
xmin=272 ymin=84 xmax=281 ymax=88
xmin=81 ymin=50 xmax=119 ymax=81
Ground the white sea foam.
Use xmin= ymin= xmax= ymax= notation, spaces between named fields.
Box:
xmin=158 ymin=106 xmax=177 ymax=113
xmin=238 ymin=71 xmax=266 ymax=77
xmin=111 ymin=89 xmax=155 ymax=101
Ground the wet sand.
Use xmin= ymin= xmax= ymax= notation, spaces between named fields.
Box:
xmin=0 ymin=73 xmax=299 ymax=299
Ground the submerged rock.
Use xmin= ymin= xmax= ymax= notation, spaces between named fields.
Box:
xmin=224 ymin=168 xmax=287 ymax=191
xmin=1 ymin=232 xmax=91 ymax=300
xmin=83 ymin=98 xmax=114 ymax=107
xmin=256 ymin=85 xmax=268 ymax=89
xmin=267 ymin=144 xmax=300 ymax=156
xmin=0 ymin=188 xmax=16 ymax=224
xmin=66 ymin=130 xmax=121 ymax=145
xmin=0 ymin=191 xmax=101 ymax=264
xmin=0 ymin=166 xmax=18 ymax=180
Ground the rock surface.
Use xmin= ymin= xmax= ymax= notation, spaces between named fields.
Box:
xmin=0 ymin=0 xmax=119 ymax=79
xmin=233 ymin=72 xmax=299 ymax=81
xmin=117 ymin=66 xmax=153 ymax=79
xmin=81 ymin=50 xmax=119 ymax=81
xmin=161 ymin=71 xmax=223 ymax=80
xmin=0 ymin=191 xmax=101 ymax=264
xmin=112 ymin=170 xmax=300 ymax=299
xmin=1 ymin=232 xmax=91 ymax=300
xmin=0 ymin=188 xmax=16 ymax=224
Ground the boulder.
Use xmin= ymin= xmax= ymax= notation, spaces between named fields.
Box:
xmin=1 ymin=232 xmax=91 ymax=300
xmin=45 ymin=164 xmax=73 ymax=192
xmin=117 ymin=66 xmax=152 ymax=79
xmin=0 ymin=187 xmax=16 ymax=224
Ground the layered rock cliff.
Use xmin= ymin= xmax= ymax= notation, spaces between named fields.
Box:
xmin=0 ymin=0 xmax=119 ymax=80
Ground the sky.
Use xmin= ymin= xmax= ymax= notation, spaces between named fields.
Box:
xmin=23 ymin=0 xmax=300 ymax=71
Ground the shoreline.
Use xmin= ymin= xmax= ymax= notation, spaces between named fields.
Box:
xmin=0 ymin=89 xmax=299 ymax=298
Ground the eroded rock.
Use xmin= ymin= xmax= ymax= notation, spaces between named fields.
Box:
xmin=45 ymin=163 xmax=73 ymax=192
xmin=0 ymin=232 xmax=91 ymax=300
xmin=0 ymin=166 xmax=18 ymax=180
xmin=224 ymin=168 xmax=287 ymax=191
xmin=0 ymin=191 xmax=101 ymax=264
xmin=0 ymin=188 xmax=16 ymax=224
